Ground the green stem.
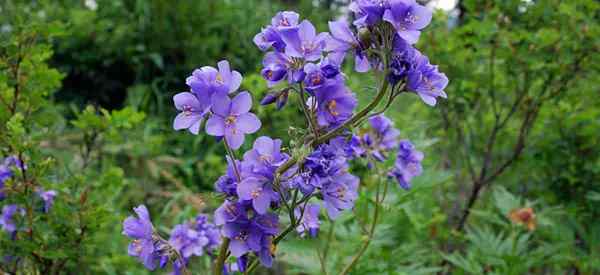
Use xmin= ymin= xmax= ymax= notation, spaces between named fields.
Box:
xmin=215 ymin=238 xmax=231 ymax=275
xmin=339 ymin=160 xmax=387 ymax=275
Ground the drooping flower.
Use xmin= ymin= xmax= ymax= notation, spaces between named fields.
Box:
xmin=407 ymin=55 xmax=448 ymax=106
xmin=383 ymin=0 xmax=432 ymax=44
xmin=388 ymin=140 xmax=423 ymax=189
xmin=237 ymin=177 xmax=278 ymax=215
xmin=326 ymin=20 xmax=371 ymax=72
xmin=122 ymin=205 xmax=169 ymax=270
xmin=186 ymin=60 xmax=243 ymax=98
xmin=206 ymin=92 xmax=261 ymax=150
xmin=172 ymin=92 xmax=210 ymax=135
xmin=36 ymin=188 xmax=58 ymax=213
xmin=322 ymin=171 xmax=359 ymax=219
xmin=279 ymin=20 xmax=328 ymax=61
xmin=0 ymin=204 xmax=24 ymax=238
xmin=295 ymin=203 xmax=321 ymax=237
xmin=314 ymin=84 xmax=357 ymax=128
xmin=349 ymin=0 xmax=389 ymax=27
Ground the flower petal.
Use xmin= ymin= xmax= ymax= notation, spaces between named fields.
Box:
xmin=231 ymin=92 xmax=252 ymax=115
xmin=206 ymin=116 xmax=225 ymax=136
xmin=236 ymin=113 xmax=261 ymax=134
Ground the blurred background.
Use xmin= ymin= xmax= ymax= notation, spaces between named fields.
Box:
xmin=0 ymin=0 xmax=598 ymax=274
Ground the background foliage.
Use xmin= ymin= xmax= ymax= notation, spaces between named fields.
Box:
xmin=0 ymin=0 xmax=598 ymax=274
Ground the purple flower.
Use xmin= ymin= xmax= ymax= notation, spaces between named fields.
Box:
xmin=186 ymin=60 xmax=243 ymax=98
xmin=326 ymin=20 xmax=371 ymax=72
xmin=223 ymin=219 xmax=263 ymax=257
xmin=172 ymin=92 xmax=210 ymax=135
xmin=254 ymin=11 xmax=300 ymax=52
xmin=252 ymin=213 xmax=279 ymax=236
xmin=0 ymin=156 xmax=25 ymax=198
xmin=36 ymin=188 xmax=57 ymax=213
xmin=206 ymin=92 xmax=261 ymax=150
xmin=314 ymin=84 xmax=357 ymax=128
xmin=383 ymin=0 xmax=432 ymax=44
xmin=215 ymin=200 xmax=247 ymax=226
xmin=295 ymin=203 xmax=320 ymax=237
xmin=122 ymin=205 xmax=167 ymax=270
xmin=388 ymin=140 xmax=424 ymax=189
xmin=322 ymin=172 xmax=359 ymax=219
xmin=388 ymin=35 xmax=420 ymax=85
xmin=237 ymin=177 xmax=278 ymax=214
xmin=169 ymin=223 xmax=209 ymax=259
xmin=294 ymin=138 xmax=350 ymax=195
xmin=279 ymin=20 xmax=328 ymax=61
xmin=215 ymin=157 xmax=241 ymax=197
xmin=303 ymin=60 xmax=343 ymax=92
xmin=407 ymin=55 xmax=448 ymax=106
xmin=243 ymin=136 xmax=289 ymax=177
xmin=195 ymin=214 xmax=222 ymax=251
xmin=350 ymin=0 xmax=389 ymax=27
xmin=0 ymin=204 xmax=24 ymax=237
xmin=254 ymin=27 xmax=286 ymax=52
xmin=352 ymin=115 xmax=400 ymax=161
xmin=260 ymin=51 xmax=306 ymax=86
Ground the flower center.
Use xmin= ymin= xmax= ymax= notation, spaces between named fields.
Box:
xmin=327 ymin=100 xmax=339 ymax=116
xmin=182 ymin=105 xmax=193 ymax=116
xmin=301 ymin=42 xmax=315 ymax=54
xmin=225 ymin=203 xmax=237 ymax=215
xmin=132 ymin=239 xmax=143 ymax=254
xmin=336 ymin=186 xmax=346 ymax=199
xmin=225 ymin=116 xmax=237 ymax=125
xmin=215 ymin=73 xmax=224 ymax=84
xmin=404 ymin=12 xmax=419 ymax=25
xmin=311 ymin=74 xmax=322 ymax=86
xmin=251 ymin=187 xmax=263 ymax=199
xmin=280 ymin=18 xmax=290 ymax=26
xmin=259 ymin=155 xmax=273 ymax=163
xmin=235 ymin=231 xmax=248 ymax=241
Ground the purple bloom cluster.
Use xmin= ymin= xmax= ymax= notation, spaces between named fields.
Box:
xmin=388 ymin=140 xmax=424 ymax=189
xmin=137 ymin=1 xmax=448 ymax=271
xmin=350 ymin=115 xmax=400 ymax=162
xmin=345 ymin=0 xmax=448 ymax=106
xmin=212 ymin=136 xmax=293 ymax=267
xmin=173 ymin=61 xmax=261 ymax=149
xmin=36 ymin=188 xmax=57 ymax=213
xmin=0 ymin=156 xmax=25 ymax=200
xmin=255 ymin=12 xmax=359 ymax=129
xmin=168 ymin=214 xmax=221 ymax=273
xmin=292 ymin=137 xmax=359 ymax=219
xmin=0 ymin=204 xmax=24 ymax=239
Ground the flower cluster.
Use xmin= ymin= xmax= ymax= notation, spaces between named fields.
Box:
xmin=173 ymin=60 xmax=261 ymax=149
xmin=168 ymin=214 xmax=221 ymax=273
xmin=126 ymin=0 xmax=447 ymax=272
xmin=123 ymin=205 xmax=221 ymax=273
xmin=255 ymin=11 xmax=357 ymax=129
xmin=0 ymin=156 xmax=57 ymax=238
